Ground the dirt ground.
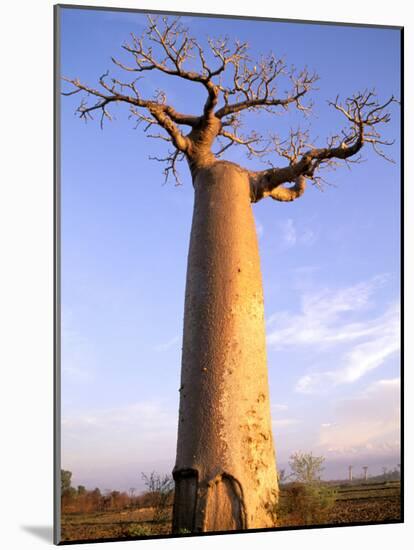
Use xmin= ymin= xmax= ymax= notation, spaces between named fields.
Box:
xmin=60 ymin=482 xmax=401 ymax=543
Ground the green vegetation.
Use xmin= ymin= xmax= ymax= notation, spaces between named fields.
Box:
xmin=61 ymin=469 xmax=72 ymax=494
xmin=127 ymin=524 xmax=152 ymax=537
xmin=277 ymin=452 xmax=336 ymax=526
xmin=278 ymin=482 xmax=337 ymax=526
xmin=288 ymin=451 xmax=325 ymax=483
xmin=177 ymin=528 xmax=191 ymax=534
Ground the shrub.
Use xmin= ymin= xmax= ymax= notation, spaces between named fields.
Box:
xmin=141 ymin=471 xmax=174 ymax=524
xmin=278 ymin=482 xmax=336 ymax=526
xmin=276 ymin=452 xmax=336 ymax=526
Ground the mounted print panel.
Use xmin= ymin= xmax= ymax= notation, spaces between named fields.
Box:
xmin=54 ymin=4 xmax=403 ymax=544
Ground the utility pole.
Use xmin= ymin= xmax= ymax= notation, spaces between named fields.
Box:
xmin=362 ymin=466 xmax=368 ymax=481
xmin=348 ymin=465 xmax=353 ymax=482
xmin=129 ymin=487 xmax=136 ymax=509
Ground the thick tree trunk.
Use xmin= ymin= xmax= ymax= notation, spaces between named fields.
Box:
xmin=173 ymin=160 xmax=278 ymax=533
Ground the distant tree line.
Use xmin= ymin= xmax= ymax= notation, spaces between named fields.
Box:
xmin=364 ymin=466 xmax=401 ymax=483
xmin=60 ymin=469 xmax=174 ymax=515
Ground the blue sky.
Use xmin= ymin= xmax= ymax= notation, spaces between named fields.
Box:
xmin=59 ymin=7 xmax=401 ymax=491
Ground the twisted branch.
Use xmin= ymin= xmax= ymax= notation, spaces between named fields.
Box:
xmin=250 ymin=91 xmax=398 ymax=202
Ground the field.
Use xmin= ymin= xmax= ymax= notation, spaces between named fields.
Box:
xmin=328 ymin=480 xmax=401 ymax=525
xmin=60 ymin=481 xmax=401 ymax=543
xmin=61 ymin=506 xmax=171 ymax=542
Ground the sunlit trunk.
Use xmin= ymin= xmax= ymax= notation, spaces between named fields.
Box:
xmin=173 ymin=160 xmax=278 ymax=533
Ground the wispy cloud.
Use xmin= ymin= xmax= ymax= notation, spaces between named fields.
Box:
xmin=61 ymin=312 xmax=96 ymax=383
xmin=267 ymin=275 xmax=386 ymax=349
xmin=281 ymin=218 xmax=297 ymax=247
xmin=154 ymin=335 xmax=180 ymax=352
xmin=62 ymin=400 xmax=178 ymax=490
xmin=266 ymin=275 xmax=399 ymax=392
xmin=295 ymin=301 xmax=399 ymax=393
xmin=62 ymin=400 xmax=176 ymax=435
xmin=271 ymin=404 xmax=299 ymax=430
xmin=333 ymin=306 xmax=399 ymax=384
xmin=317 ymin=378 xmax=400 ymax=458
xmin=279 ymin=218 xmax=317 ymax=249
xmin=255 ymin=218 xmax=264 ymax=238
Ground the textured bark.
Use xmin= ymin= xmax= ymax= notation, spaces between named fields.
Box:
xmin=173 ymin=161 xmax=278 ymax=533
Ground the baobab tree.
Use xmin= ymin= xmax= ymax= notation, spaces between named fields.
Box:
xmin=63 ymin=15 xmax=396 ymax=533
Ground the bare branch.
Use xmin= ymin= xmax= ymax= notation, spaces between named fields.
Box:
xmin=63 ymin=16 xmax=250 ymax=164
xmin=62 ymin=16 xmax=397 ymax=191
xmin=117 ymin=16 xmax=225 ymax=119
xmin=216 ymin=128 xmax=270 ymax=159
xmin=149 ymin=149 xmax=185 ymax=186
xmin=61 ymin=74 xmax=193 ymax=152
xmin=215 ymin=60 xmax=318 ymax=119
xmin=250 ymin=91 xmax=397 ymax=203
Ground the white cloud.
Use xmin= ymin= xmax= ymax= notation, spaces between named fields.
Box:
xmin=153 ymin=335 xmax=180 ymax=352
xmin=279 ymin=218 xmax=317 ymax=249
xmin=274 ymin=380 xmax=401 ymax=478
xmin=271 ymin=403 xmax=299 ymax=430
xmin=62 ymin=401 xmax=176 ymax=436
xmin=316 ymin=378 xmax=400 ymax=459
xmin=255 ymin=219 xmax=264 ymax=238
xmin=267 ymin=275 xmax=388 ymax=350
xmin=281 ymin=218 xmax=297 ymax=247
xmin=61 ymin=313 xmax=96 ymax=383
xmin=334 ymin=306 xmax=400 ymax=384
xmin=301 ymin=227 xmax=317 ymax=245
xmin=294 ymin=301 xmax=399 ymax=392
xmin=266 ymin=275 xmax=399 ymax=392
xmin=62 ymin=400 xmax=178 ymax=491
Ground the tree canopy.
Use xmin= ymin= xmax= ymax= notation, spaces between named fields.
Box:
xmin=63 ymin=15 xmax=397 ymax=199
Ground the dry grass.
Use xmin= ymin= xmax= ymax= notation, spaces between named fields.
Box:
xmin=278 ymin=481 xmax=401 ymax=528
xmin=61 ymin=506 xmax=173 ymax=542
xmin=60 ymin=481 xmax=401 ymax=542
